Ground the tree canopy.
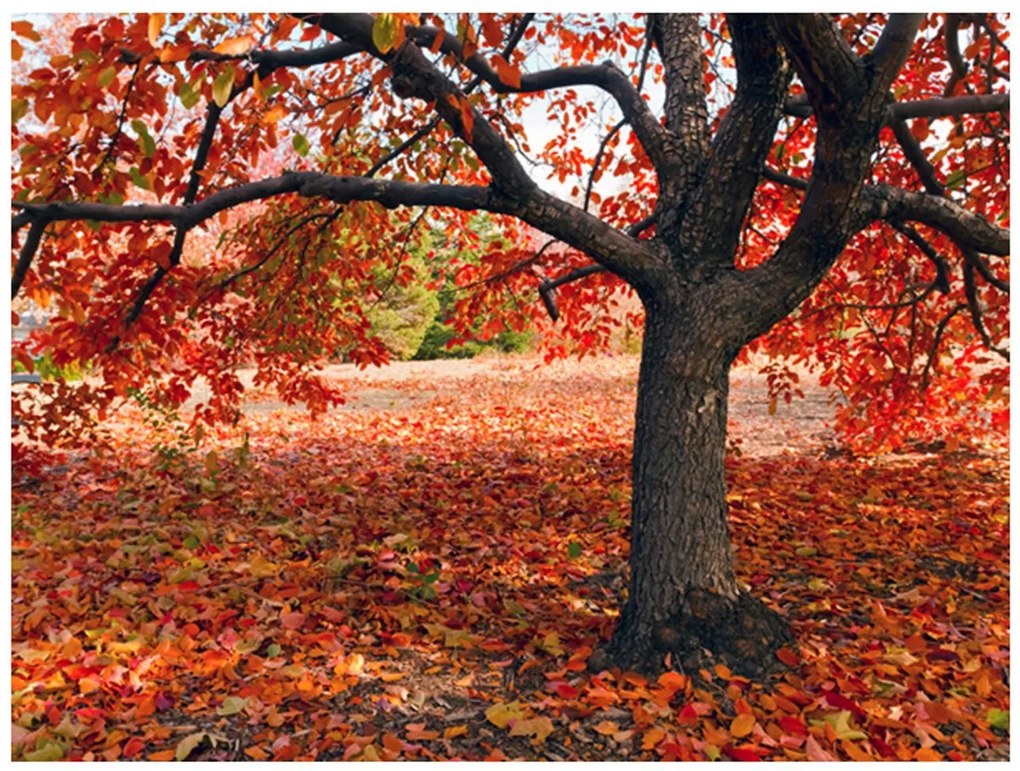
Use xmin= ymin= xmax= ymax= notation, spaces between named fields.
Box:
xmin=11 ymin=13 xmax=1009 ymax=454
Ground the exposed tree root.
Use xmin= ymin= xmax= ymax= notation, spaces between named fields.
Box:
xmin=592 ymin=589 xmax=793 ymax=679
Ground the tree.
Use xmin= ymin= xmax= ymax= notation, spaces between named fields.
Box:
xmin=11 ymin=13 xmax=1009 ymax=673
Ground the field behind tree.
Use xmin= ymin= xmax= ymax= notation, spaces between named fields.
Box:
xmin=11 ymin=355 xmax=1009 ymax=761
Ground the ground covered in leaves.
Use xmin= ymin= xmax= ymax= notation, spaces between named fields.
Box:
xmin=11 ymin=357 xmax=1010 ymax=760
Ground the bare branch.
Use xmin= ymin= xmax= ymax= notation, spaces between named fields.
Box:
xmin=865 ymin=14 xmax=924 ymax=85
xmin=888 ymin=221 xmax=951 ymax=294
xmin=892 ymin=93 xmax=1008 ymax=120
xmin=762 ymin=165 xmax=808 ymax=191
xmin=785 ymin=92 xmax=1009 ymax=122
xmin=943 ymin=14 xmax=969 ymax=96
xmin=538 ymin=264 xmax=607 ymax=321
xmin=963 ymin=259 xmax=1009 ymax=360
xmin=861 ymin=185 xmax=1009 ymax=256
xmin=683 ymin=15 xmax=791 ymax=262
xmin=12 ymin=219 xmax=45 ymax=299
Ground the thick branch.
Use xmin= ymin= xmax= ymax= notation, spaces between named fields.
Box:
xmin=301 ymin=13 xmax=672 ymax=178
xmin=865 ymin=14 xmax=924 ymax=85
xmin=785 ymin=92 xmax=1009 ymax=122
xmin=860 ymin=185 xmax=1009 ymax=256
xmin=682 ymin=15 xmax=790 ymax=264
xmin=774 ymin=14 xmax=864 ymax=120
xmin=12 ymin=170 xmax=661 ymax=294
xmin=729 ymin=15 xmax=921 ymax=340
xmin=647 ymin=14 xmax=709 ymax=201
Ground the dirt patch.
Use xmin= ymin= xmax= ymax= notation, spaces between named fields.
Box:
xmin=187 ymin=354 xmax=838 ymax=458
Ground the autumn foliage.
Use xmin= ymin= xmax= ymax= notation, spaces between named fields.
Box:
xmin=9 ymin=11 xmax=1011 ymax=761
xmin=10 ymin=13 xmax=1009 ymax=454
xmin=11 ymin=363 xmax=1009 ymax=760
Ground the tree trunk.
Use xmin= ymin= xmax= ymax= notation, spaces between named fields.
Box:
xmin=599 ymin=303 xmax=791 ymax=676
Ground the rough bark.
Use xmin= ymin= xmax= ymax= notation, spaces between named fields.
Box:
xmin=596 ymin=299 xmax=791 ymax=677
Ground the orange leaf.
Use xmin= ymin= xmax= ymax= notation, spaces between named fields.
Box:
xmin=593 ymin=720 xmax=619 ymax=735
xmin=641 ymin=728 xmax=666 ymax=750
xmin=281 ymin=611 xmax=306 ymax=629
xmin=776 ymin=647 xmax=800 ymax=667
xmin=158 ymin=45 xmax=192 ymax=63
xmin=480 ymin=14 xmax=503 ymax=48
xmin=429 ymin=28 xmax=446 ymax=54
xmin=12 ymin=20 xmax=41 ymax=41
xmin=122 ymin=737 xmax=146 ymax=759
xmin=444 ymin=725 xmax=468 ymax=740
xmin=147 ymin=750 xmax=175 ymax=761
xmin=147 ymin=13 xmax=165 ymax=48
xmin=381 ymin=733 xmax=403 ymax=754
xmin=213 ymin=35 xmax=256 ymax=56
xmin=730 ymin=713 xmax=756 ymax=738
xmin=491 ymin=54 xmax=521 ymax=89
xmin=459 ymin=97 xmax=475 ymax=142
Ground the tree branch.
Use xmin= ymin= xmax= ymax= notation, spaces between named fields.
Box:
xmin=538 ymin=264 xmax=607 ymax=321
xmin=887 ymin=115 xmax=1010 ymax=294
xmin=774 ymin=14 xmax=864 ymax=121
xmin=860 ymin=185 xmax=1009 ymax=256
xmin=784 ymin=92 xmax=1009 ymax=122
xmin=12 ymin=219 xmax=45 ymax=299
xmin=299 ymin=13 xmax=661 ymax=283
xmin=943 ymin=14 xmax=969 ymax=96
xmin=682 ymin=15 xmax=791 ymax=263
xmin=964 ymin=259 xmax=1009 ymax=360
xmin=887 ymin=221 xmax=951 ymax=294
xmin=300 ymin=13 xmax=673 ymax=180
xmin=864 ymin=13 xmax=924 ymax=84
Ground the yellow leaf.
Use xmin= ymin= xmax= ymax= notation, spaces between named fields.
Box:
xmin=107 ymin=638 xmax=145 ymax=655
xmin=212 ymin=66 xmax=235 ymax=108
xmin=361 ymin=744 xmax=380 ymax=761
xmin=509 ymin=716 xmax=554 ymax=743
xmin=540 ymin=631 xmax=564 ymax=656
xmin=444 ymin=725 xmax=468 ymax=740
xmin=249 ymin=553 xmax=279 ymax=577
xmin=204 ymin=449 xmax=219 ymax=475
xmin=485 ymin=701 xmax=526 ymax=729
xmin=730 ymin=713 xmax=756 ymax=738
xmin=148 ymin=13 xmax=165 ymax=48
xmin=175 ymin=731 xmax=207 ymax=762
xmin=371 ymin=13 xmax=402 ymax=54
